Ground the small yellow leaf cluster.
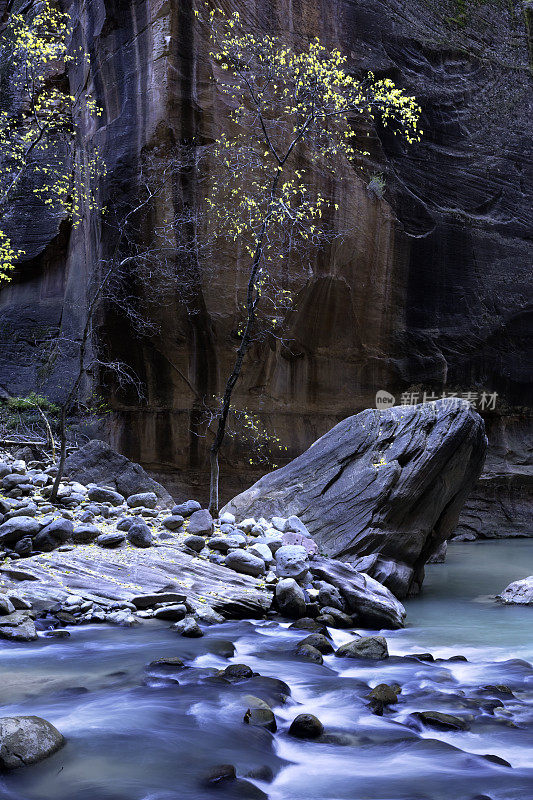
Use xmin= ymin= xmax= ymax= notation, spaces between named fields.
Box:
xmin=0 ymin=1 xmax=105 ymax=283
xmin=0 ymin=231 xmax=24 ymax=283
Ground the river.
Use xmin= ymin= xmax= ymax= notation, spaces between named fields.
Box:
xmin=1 ymin=540 xmax=532 ymax=800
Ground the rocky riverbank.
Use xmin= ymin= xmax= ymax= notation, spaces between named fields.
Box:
xmin=0 ymin=440 xmax=404 ymax=645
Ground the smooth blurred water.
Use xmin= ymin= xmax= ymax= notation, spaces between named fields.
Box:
xmin=0 ymin=540 xmax=532 ymax=800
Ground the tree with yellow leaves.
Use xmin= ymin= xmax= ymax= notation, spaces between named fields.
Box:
xmin=195 ymin=7 xmax=422 ymax=513
xmin=0 ymin=0 xmax=102 ymax=283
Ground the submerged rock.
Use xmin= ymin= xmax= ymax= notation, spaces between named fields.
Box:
xmin=0 ymin=716 xmax=65 ymax=769
xmin=243 ymin=707 xmax=277 ymax=733
xmin=222 ymin=400 xmax=487 ymax=597
xmin=369 ymin=683 xmax=401 ymax=715
xmin=411 ymin=711 xmax=471 ymax=731
xmin=173 ymin=616 xmax=203 ymax=637
xmin=202 ymin=763 xmax=236 ymax=786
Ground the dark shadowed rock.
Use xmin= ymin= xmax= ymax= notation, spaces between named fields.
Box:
xmin=162 ymin=515 xmax=184 ymax=531
xmin=316 ymin=581 xmax=345 ymax=611
xmin=183 ymin=535 xmax=205 ymax=552
xmin=14 ymin=537 xmax=32 ymax=557
xmin=288 ymin=618 xmax=327 ymax=634
xmin=202 ymin=764 xmax=236 ymax=787
xmin=127 ymin=522 xmax=153 ymax=548
xmin=223 ymin=400 xmax=487 ymax=598
xmin=97 ymin=532 xmax=126 ymax=549
xmin=219 ymin=664 xmax=254 ymax=682
xmin=296 ymin=644 xmax=323 ymax=663
xmin=297 ymin=634 xmax=334 ymax=654
xmin=0 ymin=716 xmax=65 ymax=769
xmin=63 ymin=441 xmax=173 ymax=507
xmin=335 ymin=636 xmax=389 ymax=660
xmin=289 ymin=713 xmax=324 ymax=739
xmin=318 ymin=607 xmax=353 ymax=628
xmin=132 ymin=592 xmax=186 ymax=609
xmin=275 ymin=578 xmax=306 ymax=619
xmin=33 ymin=519 xmax=74 ymax=552
xmin=369 ymin=683 xmax=401 ymax=714
xmin=153 ymin=604 xmax=187 ymax=621
xmin=0 ymin=595 xmax=15 ymax=615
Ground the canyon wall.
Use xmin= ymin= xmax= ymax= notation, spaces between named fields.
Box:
xmin=0 ymin=0 xmax=531 ymax=529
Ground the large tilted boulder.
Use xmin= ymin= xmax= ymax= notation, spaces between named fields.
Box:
xmin=223 ymin=400 xmax=487 ymax=598
xmin=63 ymin=440 xmax=173 ymax=508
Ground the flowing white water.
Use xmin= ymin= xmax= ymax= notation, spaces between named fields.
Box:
xmin=0 ymin=540 xmax=532 ymax=800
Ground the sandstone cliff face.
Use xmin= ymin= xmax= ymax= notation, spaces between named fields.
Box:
xmin=0 ymin=0 xmax=531 ymax=529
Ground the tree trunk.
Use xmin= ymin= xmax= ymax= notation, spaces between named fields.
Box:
xmin=209 ymin=448 xmax=219 ymax=515
xmin=50 ymin=406 xmax=67 ymax=504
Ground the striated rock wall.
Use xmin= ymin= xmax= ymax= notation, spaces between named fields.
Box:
xmin=0 ymin=0 xmax=531 ymax=531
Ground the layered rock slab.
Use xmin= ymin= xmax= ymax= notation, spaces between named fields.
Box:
xmin=0 ymin=544 xmax=271 ymax=619
xmin=223 ymin=400 xmax=487 ymax=597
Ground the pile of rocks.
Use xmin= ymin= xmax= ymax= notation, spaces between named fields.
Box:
xmin=0 ymin=453 xmax=166 ymax=559
xmin=0 ymin=448 xmax=405 ymax=636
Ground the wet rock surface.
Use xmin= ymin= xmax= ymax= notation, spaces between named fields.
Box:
xmin=0 ymin=716 xmax=65 ymax=770
xmin=497 ymin=576 xmax=533 ymax=605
